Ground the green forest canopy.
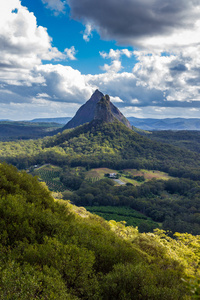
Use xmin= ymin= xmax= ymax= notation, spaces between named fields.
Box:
xmin=0 ymin=163 xmax=200 ymax=299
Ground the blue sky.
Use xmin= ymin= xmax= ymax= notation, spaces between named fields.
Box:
xmin=22 ymin=0 xmax=137 ymax=75
xmin=1 ymin=0 xmax=200 ymax=120
xmin=21 ymin=0 xmax=111 ymax=74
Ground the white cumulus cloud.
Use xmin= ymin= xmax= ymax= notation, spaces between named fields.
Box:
xmin=100 ymin=49 xmax=133 ymax=73
xmin=83 ymin=24 xmax=93 ymax=42
xmin=133 ymin=49 xmax=200 ymax=102
xmin=110 ymin=96 xmax=124 ymax=103
xmin=64 ymin=46 xmax=77 ymax=60
xmin=41 ymin=0 xmax=66 ymax=14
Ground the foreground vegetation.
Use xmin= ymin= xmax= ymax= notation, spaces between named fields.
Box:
xmin=0 ymin=163 xmax=200 ymax=299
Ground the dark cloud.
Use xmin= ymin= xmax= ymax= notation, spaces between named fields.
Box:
xmin=0 ymin=63 xmax=19 ymax=69
xmin=170 ymin=64 xmax=188 ymax=72
xmin=150 ymin=101 xmax=200 ymax=108
xmin=186 ymin=77 xmax=200 ymax=87
xmin=67 ymin=0 xmax=198 ymax=46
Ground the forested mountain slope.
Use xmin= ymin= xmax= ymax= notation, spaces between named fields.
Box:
xmin=143 ymin=130 xmax=200 ymax=154
xmin=1 ymin=119 xmax=200 ymax=179
xmin=46 ymin=120 xmax=200 ymax=179
xmin=0 ymin=163 xmax=199 ymax=299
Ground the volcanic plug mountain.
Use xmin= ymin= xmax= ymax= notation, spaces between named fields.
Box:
xmin=63 ymin=90 xmax=131 ymax=130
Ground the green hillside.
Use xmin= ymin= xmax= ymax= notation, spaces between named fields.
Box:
xmin=143 ymin=130 xmax=200 ymax=154
xmin=0 ymin=163 xmax=199 ymax=299
xmin=25 ymin=120 xmax=200 ymax=177
xmin=1 ymin=120 xmax=200 ymax=177
xmin=1 ymin=120 xmax=200 ymax=234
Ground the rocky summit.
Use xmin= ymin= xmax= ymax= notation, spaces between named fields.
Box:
xmin=63 ymin=90 xmax=131 ymax=130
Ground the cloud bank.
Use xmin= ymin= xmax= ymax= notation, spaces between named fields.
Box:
xmin=1 ymin=0 xmax=200 ymax=120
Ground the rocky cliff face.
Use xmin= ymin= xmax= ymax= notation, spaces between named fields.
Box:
xmin=63 ymin=90 xmax=131 ymax=130
xmin=94 ymin=95 xmax=115 ymax=123
xmin=63 ymin=89 xmax=104 ymax=130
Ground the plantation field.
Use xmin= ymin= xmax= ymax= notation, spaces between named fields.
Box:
xmin=32 ymin=164 xmax=66 ymax=192
xmin=85 ymin=206 xmax=161 ymax=232
xmin=31 ymin=165 xmax=172 ymax=193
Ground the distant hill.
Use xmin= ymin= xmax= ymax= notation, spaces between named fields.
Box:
xmin=30 ymin=117 xmax=71 ymax=124
xmin=143 ymin=130 xmax=200 ymax=154
xmin=128 ymin=117 xmax=200 ymax=130
xmin=0 ymin=121 xmax=61 ymax=141
xmin=63 ymin=90 xmax=131 ymax=130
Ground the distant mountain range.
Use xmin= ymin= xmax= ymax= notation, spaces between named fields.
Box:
xmin=128 ymin=117 xmax=200 ymax=130
xmin=26 ymin=116 xmax=200 ymax=131
xmin=30 ymin=117 xmax=71 ymax=124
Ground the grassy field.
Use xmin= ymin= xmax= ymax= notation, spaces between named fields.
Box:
xmin=125 ymin=169 xmax=171 ymax=180
xmin=85 ymin=168 xmax=171 ymax=185
xmin=85 ymin=168 xmax=117 ymax=182
xmin=85 ymin=206 xmax=161 ymax=232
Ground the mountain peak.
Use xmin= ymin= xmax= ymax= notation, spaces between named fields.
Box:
xmin=62 ymin=90 xmax=131 ymax=130
xmin=89 ymin=89 xmax=104 ymax=102
xmin=93 ymin=89 xmax=103 ymax=96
